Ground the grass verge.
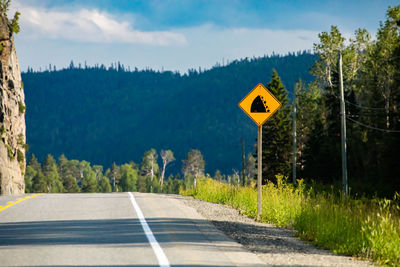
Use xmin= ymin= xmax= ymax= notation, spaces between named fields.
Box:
xmin=180 ymin=176 xmax=400 ymax=266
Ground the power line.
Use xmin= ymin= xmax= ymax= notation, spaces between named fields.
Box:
xmin=345 ymin=100 xmax=386 ymax=110
xmin=289 ymin=85 xmax=392 ymax=111
xmin=346 ymin=116 xmax=400 ymax=133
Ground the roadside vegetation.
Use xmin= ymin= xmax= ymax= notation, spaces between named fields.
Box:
xmin=25 ymin=148 xmax=206 ymax=195
xmin=181 ymin=177 xmax=400 ymax=266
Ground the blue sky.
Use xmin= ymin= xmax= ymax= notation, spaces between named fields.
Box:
xmin=13 ymin=0 xmax=398 ymax=73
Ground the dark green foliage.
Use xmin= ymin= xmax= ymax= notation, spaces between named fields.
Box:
xmin=98 ymin=176 xmax=111 ymax=193
xmin=80 ymin=161 xmax=97 ymax=193
xmin=27 ymin=150 xmax=188 ymax=194
xmin=22 ymin=52 xmax=316 ymax=175
xmin=28 ymin=154 xmax=41 ymax=171
xmin=162 ymin=174 xmax=183 ymax=194
xmin=17 ymin=149 xmax=24 ymax=172
xmin=260 ymin=70 xmax=292 ymax=183
xmin=24 ymin=166 xmax=35 ymax=193
xmin=32 ymin=171 xmax=46 ymax=193
xmin=63 ymin=174 xmax=80 ymax=193
xmin=43 ymin=154 xmax=64 ymax=193
xmin=17 ymin=149 xmax=24 ymax=163
xmin=137 ymin=175 xmax=148 ymax=192
xmin=119 ymin=164 xmax=138 ymax=192
xmin=10 ymin=11 xmax=19 ymax=34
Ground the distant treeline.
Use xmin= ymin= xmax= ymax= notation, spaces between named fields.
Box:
xmin=25 ymin=148 xmax=256 ymax=194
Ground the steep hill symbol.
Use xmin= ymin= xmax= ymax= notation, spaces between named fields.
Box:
xmin=251 ymin=95 xmax=270 ymax=113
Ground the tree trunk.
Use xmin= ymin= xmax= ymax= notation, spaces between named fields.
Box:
xmin=160 ymin=162 xmax=166 ymax=186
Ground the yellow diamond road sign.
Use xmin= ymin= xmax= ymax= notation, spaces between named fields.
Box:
xmin=238 ymin=83 xmax=282 ymax=126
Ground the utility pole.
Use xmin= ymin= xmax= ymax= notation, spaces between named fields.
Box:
xmin=241 ymin=138 xmax=245 ymax=186
xmin=338 ymin=52 xmax=348 ymax=196
xmin=292 ymin=86 xmax=297 ymax=186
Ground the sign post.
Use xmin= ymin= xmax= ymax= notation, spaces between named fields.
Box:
xmin=257 ymin=125 xmax=262 ymax=220
xmin=238 ymin=83 xmax=281 ymax=220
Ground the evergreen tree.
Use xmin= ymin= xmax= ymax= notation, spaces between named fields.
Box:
xmin=80 ymin=161 xmax=98 ymax=192
xmin=25 ymin=154 xmax=41 ymax=193
xmin=28 ymin=154 xmax=41 ymax=172
xmin=119 ymin=164 xmax=138 ymax=192
xmin=32 ymin=170 xmax=47 ymax=193
xmin=137 ymin=175 xmax=147 ymax=192
xmin=57 ymin=154 xmax=79 ymax=192
xmin=261 ymin=70 xmax=292 ymax=183
xmin=162 ymin=174 xmax=182 ymax=194
xmin=43 ymin=154 xmax=64 ymax=193
xmin=63 ymin=174 xmax=80 ymax=193
xmin=24 ymin=166 xmax=34 ymax=193
xmin=98 ymin=176 xmax=112 ymax=193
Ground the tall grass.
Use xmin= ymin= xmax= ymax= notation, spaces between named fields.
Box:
xmin=180 ymin=176 xmax=400 ymax=266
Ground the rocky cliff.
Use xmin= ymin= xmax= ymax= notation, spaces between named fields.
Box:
xmin=0 ymin=12 xmax=25 ymax=195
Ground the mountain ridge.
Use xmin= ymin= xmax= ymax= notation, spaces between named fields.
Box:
xmin=22 ymin=51 xmax=317 ymax=175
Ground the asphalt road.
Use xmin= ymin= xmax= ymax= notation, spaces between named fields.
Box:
xmin=0 ymin=193 xmax=265 ymax=267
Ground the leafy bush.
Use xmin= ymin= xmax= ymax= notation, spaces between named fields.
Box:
xmin=5 ymin=143 xmax=13 ymax=159
xmin=18 ymin=101 xmax=25 ymax=114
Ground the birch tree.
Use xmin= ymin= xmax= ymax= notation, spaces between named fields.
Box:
xmin=160 ymin=150 xmax=175 ymax=187
xmin=141 ymin=149 xmax=159 ymax=182
xmin=182 ymin=149 xmax=205 ymax=188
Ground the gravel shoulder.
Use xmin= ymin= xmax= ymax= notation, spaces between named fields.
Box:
xmin=176 ymin=195 xmax=376 ymax=267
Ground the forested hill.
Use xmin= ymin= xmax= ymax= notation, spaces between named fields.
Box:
xmin=22 ymin=51 xmax=317 ymax=175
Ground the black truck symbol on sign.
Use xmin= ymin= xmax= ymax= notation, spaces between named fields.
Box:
xmin=251 ymin=95 xmax=270 ymax=113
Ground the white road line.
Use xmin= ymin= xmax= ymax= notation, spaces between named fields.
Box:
xmin=128 ymin=192 xmax=170 ymax=267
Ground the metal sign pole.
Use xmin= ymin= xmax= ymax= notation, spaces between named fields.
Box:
xmin=257 ymin=125 xmax=262 ymax=220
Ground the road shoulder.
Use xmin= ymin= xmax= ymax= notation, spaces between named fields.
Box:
xmin=176 ymin=195 xmax=376 ymax=267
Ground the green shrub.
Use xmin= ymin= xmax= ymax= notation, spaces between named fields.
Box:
xmin=10 ymin=11 xmax=20 ymax=34
xmin=18 ymin=101 xmax=25 ymax=114
xmin=5 ymin=143 xmax=13 ymax=160
xmin=17 ymin=149 xmax=24 ymax=163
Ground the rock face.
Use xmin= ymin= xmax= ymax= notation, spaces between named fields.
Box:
xmin=0 ymin=13 xmax=25 ymax=195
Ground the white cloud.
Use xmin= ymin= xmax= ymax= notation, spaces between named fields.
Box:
xmin=13 ymin=2 xmax=327 ymax=73
xmin=16 ymin=4 xmax=187 ymax=46
xmin=16 ymin=23 xmax=324 ymax=73
xmin=173 ymin=25 xmax=321 ymax=69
